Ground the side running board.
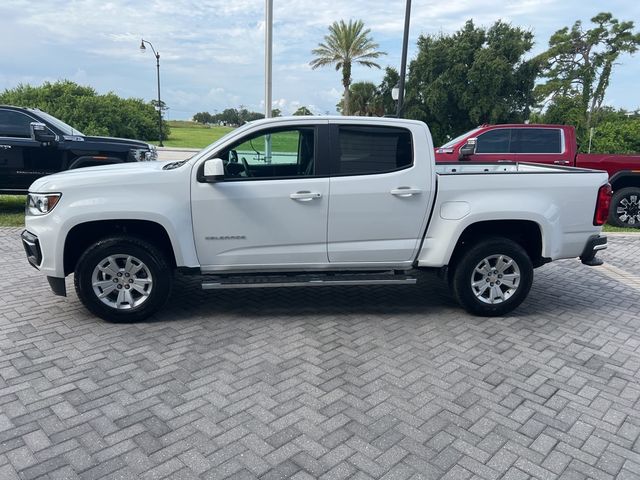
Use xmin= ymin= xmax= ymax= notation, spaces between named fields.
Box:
xmin=202 ymin=273 xmax=417 ymax=290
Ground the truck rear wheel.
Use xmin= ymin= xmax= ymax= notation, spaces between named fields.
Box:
xmin=451 ymin=238 xmax=533 ymax=317
xmin=74 ymin=236 xmax=173 ymax=322
xmin=608 ymin=187 xmax=640 ymax=228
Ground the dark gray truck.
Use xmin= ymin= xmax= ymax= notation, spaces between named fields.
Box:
xmin=0 ymin=106 xmax=157 ymax=193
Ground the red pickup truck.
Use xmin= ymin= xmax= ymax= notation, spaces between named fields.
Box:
xmin=435 ymin=124 xmax=640 ymax=227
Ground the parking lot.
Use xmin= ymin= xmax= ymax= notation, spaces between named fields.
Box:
xmin=1 ymin=227 xmax=640 ymax=479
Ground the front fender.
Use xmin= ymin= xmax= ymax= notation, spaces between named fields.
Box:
xmin=25 ymin=185 xmax=198 ymax=278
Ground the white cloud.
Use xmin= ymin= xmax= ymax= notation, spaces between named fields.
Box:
xmin=0 ymin=0 xmax=638 ymax=118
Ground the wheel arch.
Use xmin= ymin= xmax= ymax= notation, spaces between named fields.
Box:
xmin=609 ymin=172 xmax=640 ymax=192
xmin=64 ymin=219 xmax=177 ymax=275
xmin=447 ymin=220 xmax=544 ymax=273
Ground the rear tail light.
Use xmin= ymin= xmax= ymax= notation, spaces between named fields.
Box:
xmin=594 ymin=183 xmax=612 ymax=226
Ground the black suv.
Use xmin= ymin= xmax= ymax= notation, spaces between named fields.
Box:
xmin=0 ymin=106 xmax=157 ymax=193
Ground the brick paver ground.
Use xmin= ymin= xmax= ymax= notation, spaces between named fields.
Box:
xmin=1 ymin=226 xmax=640 ymax=479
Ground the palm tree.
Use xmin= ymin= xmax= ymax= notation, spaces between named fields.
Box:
xmin=310 ymin=19 xmax=386 ymax=115
xmin=339 ymin=82 xmax=382 ymax=116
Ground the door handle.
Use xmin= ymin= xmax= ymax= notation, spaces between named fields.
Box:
xmin=390 ymin=187 xmax=422 ymax=197
xmin=553 ymin=160 xmax=570 ymax=165
xmin=290 ymin=191 xmax=322 ymax=201
xmin=0 ymin=145 xmax=11 ymax=150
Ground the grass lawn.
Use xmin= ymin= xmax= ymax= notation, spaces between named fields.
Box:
xmin=0 ymin=195 xmax=26 ymax=227
xmin=151 ymin=121 xmax=234 ymax=149
xmin=603 ymin=224 xmax=640 ymax=233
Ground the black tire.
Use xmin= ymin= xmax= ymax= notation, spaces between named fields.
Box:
xmin=74 ymin=236 xmax=173 ymax=322
xmin=608 ymin=187 xmax=640 ymax=228
xmin=451 ymin=238 xmax=533 ymax=317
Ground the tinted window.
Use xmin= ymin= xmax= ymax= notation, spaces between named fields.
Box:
xmin=221 ymin=127 xmax=315 ymax=178
xmin=513 ymin=128 xmax=562 ymax=153
xmin=336 ymin=126 xmax=412 ymax=175
xmin=475 ymin=129 xmax=511 ymax=154
xmin=0 ymin=110 xmax=33 ymax=138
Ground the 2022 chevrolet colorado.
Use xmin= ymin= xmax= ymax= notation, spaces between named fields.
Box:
xmin=22 ymin=117 xmax=610 ymax=321
xmin=0 ymin=105 xmax=157 ymax=193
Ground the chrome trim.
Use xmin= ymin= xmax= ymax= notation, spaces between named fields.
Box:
xmin=202 ymin=278 xmax=417 ymax=290
xmin=200 ymin=261 xmax=414 ymax=274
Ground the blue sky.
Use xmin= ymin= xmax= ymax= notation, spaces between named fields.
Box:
xmin=1 ymin=0 xmax=639 ymax=119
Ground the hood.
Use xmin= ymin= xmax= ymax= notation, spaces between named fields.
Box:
xmin=65 ymin=135 xmax=150 ymax=149
xmin=29 ymin=161 xmax=171 ymax=193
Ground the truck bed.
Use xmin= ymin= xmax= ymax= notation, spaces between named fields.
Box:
xmin=435 ymin=162 xmax=599 ymax=175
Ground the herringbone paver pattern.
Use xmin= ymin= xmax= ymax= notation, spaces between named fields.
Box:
xmin=1 ymin=226 xmax=640 ymax=479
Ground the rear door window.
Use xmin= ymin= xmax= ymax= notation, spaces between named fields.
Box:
xmin=512 ymin=128 xmax=562 ymax=153
xmin=334 ymin=126 xmax=412 ymax=175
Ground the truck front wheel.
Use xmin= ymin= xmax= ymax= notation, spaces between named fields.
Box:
xmin=608 ymin=187 xmax=640 ymax=228
xmin=451 ymin=238 xmax=533 ymax=317
xmin=74 ymin=236 xmax=173 ymax=322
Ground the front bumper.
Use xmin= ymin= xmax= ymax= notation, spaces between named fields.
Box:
xmin=21 ymin=230 xmax=42 ymax=268
xmin=21 ymin=230 xmax=67 ymax=296
xmin=580 ymin=234 xmax=607 ymax=266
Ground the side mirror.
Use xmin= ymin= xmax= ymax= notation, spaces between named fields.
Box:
xmin=458 ymin=137 xmax=477 ymax=160
xmin=200 ymin=158 xmax=225 ymax=183
xmin=30 ymin=122 xmax=57 ymax=143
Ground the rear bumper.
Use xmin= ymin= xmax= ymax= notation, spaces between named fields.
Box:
xmin=580 ymin=234 xmax=607 ymax=266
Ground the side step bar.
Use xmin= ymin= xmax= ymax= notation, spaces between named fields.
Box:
xmin=202 ymin=274 xmax=417 ymax=290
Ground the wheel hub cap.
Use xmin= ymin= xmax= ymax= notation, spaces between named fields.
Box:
xmin=471 ymin=254 xmax=521 ymax=305
xmin=91 ymin=254 xmax=153 ymax=310
xmin=618 ymin=195 xmax=640 ymax=225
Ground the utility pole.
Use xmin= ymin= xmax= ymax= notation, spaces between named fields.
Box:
xmin=396 ymin=0 xmax=411 ymax=118
xmin=264 ymin=0 xmax=273 ymax=163
xmin=265 ymin=0 xmax=273 ymax=119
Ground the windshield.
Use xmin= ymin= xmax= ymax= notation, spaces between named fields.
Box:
xmin=35 ymin=110 xmax=84 ymax=136
xmin=439 ymin=127 xmax=483 ymax=149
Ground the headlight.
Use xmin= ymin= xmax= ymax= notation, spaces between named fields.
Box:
xmin=26 ymin=193 xmax=62 ymax=216
xmin=131 ymin=146 xmax=158 ymax=162
xmin=147 ymin=145 xmax=158 ymax=161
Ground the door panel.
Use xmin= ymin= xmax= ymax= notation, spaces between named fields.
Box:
xmin=192 ymin=178 xmax=329 ymax=267
xmin=191 ymin=124 xmax=330 ymax=269
xmin=328 ymin=171 xmax=431 ymax=262
xmin=0 ymin=141 xmax=24 ymax=190
xmin=327 ymin=124 xmax=434 ymax=264
xmin=0 ymin=109 xmax=64 ymax=191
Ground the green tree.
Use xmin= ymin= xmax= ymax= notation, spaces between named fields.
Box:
xmin=337 ymin=82 xmax=381 ymax=116
xmin=218 ymin=108 xmax=240 ymax=126
xmin=271 ymin=108 xmax=281 ymax=118
xmin=591 ymin=118 xmax=640 ymax=153
xmin=310 ymin=19 xmax=386 ymax=115
xmin=377 ymin=67 xmax=400 ymax=116
xmin=293 ymin=106 xmax=313 ymax=116
xmin=193 ymin=112 xmax=214 ymax=124
xmin=536 ymin=12 xmax=640 ymax=139
xmin=405 ymin=20 xmax=539 ymax=145
xmin=589 ymin=117 xmax=640 ymax=153
xmin=0 ymin=80 xmax=169 ymax=140
xmin=150 ymin=99 xmax=169 ymax=113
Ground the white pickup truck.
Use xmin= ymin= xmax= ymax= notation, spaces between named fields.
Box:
xmin=22 ymin=117 xmax=611 ymax=321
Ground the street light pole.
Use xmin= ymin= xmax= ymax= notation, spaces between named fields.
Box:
xmin=264 ymin=0 xmax=273 ymax=163
xmin=265 ymin=0 xmax=273 ymax=119
xmin=396 ymin=0 xmax=411 ymax=118
xmin=140 ymin=39 xmax=164 ymax=147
